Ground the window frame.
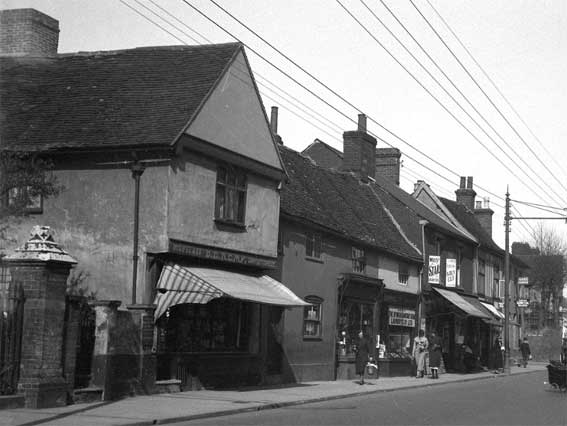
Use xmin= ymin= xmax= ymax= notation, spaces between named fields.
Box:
xmin=352 ymin=246 xmax=366 ymax=274
xmin=398 ymin=262 xmax=409 ymax=285
xmin=303 ymin=295 xmax=324 ymax=340
xmin=214 ymin=164 xmax=247 ymax=226
xmin=6 ymin=185 xmax=43 ymax=214
xmin=305 ymin=232 xmax=322 ymax=261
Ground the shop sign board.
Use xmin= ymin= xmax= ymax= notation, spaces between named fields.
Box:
xmin=516 ymin=299 xmax=529 ymax=308
xmin=388 ymin=307 xmax=416 ymax=328
xmin=518 ymin=277 xmax=529 ymax=285
xmin=428 ymin=256 xmax=440 ymax=284
xmin=446 ymin=258 xmax=457 ymax=287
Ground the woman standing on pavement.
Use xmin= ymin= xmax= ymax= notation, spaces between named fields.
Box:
xmin=428 ymin=331 xmax=442 ymax=379
xmin=413 ymin=329 xmax=429 ymax=378
xmin=354 ymin=330 xmax=371 ymax=385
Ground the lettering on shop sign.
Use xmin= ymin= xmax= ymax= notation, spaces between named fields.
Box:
xmin=169 ymin=240 xmax=277 ymax=269
xmin=428 ymin=255 xmax=440 ymax=284
xmin=388 ymin=307 xmax=416 ymax=328
xmin=446 ymin=258 xmax=457 ymax=287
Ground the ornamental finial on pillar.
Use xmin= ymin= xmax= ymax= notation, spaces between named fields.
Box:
xmin=4 ymin=226 xmax=77 ymax=264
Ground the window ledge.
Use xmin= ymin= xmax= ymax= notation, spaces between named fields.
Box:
xmin=214 ymin=218 xmax=247 ymax=231
xmin=305 ymin=256 xmax=323 ymax=264
xmin=303 ymin=336 xmax=323 ymax=341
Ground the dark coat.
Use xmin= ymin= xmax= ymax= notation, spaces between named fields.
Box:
xmin=429 ymin=335 xmax=442 ymax=368
xmin=355 ymin=337 xmax=371 ymax=375
xmin=520 ymin=341 xmax=531 ymax=358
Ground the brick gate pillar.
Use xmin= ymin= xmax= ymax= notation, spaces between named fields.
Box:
xmin=4 ymin=226 xmax=77 ymax=408
xmin=126 ymin=304 xmax=157 ymax=394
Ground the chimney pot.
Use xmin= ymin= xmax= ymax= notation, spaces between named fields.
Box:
xmin=467 ymin=176 xmax=474 ymax=189
xmin=270 ymin=106 xmax=278 ymax=134
xmin=357 ymin=114 xmax=367 ymax=133
xmin=475 ymin=201 xmax=482 ymax=209
xmin=460 ymin=177 xmax=466 ymax=189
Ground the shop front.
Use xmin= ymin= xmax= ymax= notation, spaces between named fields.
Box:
xmin=376 ymin=290 xmax=418 ymax=377
xmin=153 ymin=262 xmax=308 ymax=389
xmin=335 ymin=273 xmax=383 ymax=380
xmin=426 ymin=287 xmax=492 ymax=372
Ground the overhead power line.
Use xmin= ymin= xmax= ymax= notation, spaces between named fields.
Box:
xmin=185 ymin=0 xmax=511 ymax=205
xmin=371 ymin=0 xmax=565 ymax=206
xmin=336 ymin=0 xmax=562 ymax=207
xmin=410 ymin=0 xmax=567 ymax=197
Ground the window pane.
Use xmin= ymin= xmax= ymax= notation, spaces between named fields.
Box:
xmin=237 ymin=190 xmax=246 ymax=223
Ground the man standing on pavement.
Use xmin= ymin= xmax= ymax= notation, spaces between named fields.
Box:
xmin=520 ymin=337 xmax=531 ymax=367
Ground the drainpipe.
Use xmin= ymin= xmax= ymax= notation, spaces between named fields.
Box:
xmin=131 ymin=161 xmax=145 ymax=305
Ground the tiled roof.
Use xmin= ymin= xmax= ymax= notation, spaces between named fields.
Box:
xmin=372 ymin=174 xmax=476 ymax=245
xmin=440 ymin=197 xmax=503 ymax=254
xmin=279 ymin=145 xmax=422 ymax=262
xmin=302 ymin=139 xmax=342 ymax=169
xmin=0 ymin=43 xmax=240 ymax=152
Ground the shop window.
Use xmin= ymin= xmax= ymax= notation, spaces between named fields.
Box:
xmin=156 ymin=298 xmax=255 ymax=353
xmin=303 ymin=295 xmax=323 ymax=339
xmin=398 ymin=262 xmax=409 ymax=285
xmin=305 ymin=232 xmax=322 ymax=260
xmin=352 ymin=247 xmax=366 ymax=274
xmin=338 ymin=299 xmax=373 ymax=355
xmin=6 ymin=186 xmax=43 ymax=214
xmin=386 ymin=329 xmax=412 ymax=359
xmin=215 ymin=164 xmax=247 ymax=225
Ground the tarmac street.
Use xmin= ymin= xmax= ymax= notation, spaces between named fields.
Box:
xmin=184 ymin=370 xmax=567 ymax=426
xmin=0 ymin=363 xmax=556 ymax=426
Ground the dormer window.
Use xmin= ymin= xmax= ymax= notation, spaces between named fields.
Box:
xmin=215 ymin=164 xmax=247 ymax=226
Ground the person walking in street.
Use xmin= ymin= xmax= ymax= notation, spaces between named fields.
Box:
xmin=413 ymin=329 xmax=429 ymax=378
xmin=428 ymin=331 xmax=442 ymax=379
xmin=354 ymin=330 xmax=371 ymax=385
xmin=520 ymin=337 xmax=531 ymax=367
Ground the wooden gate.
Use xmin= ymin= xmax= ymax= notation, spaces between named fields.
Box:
xmin=0 ymin=262 xmax=24 ymax=395
xmin=74 ymin=301 xmax=95 ymax=389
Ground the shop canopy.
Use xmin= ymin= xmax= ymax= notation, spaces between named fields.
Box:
xmin=462 ymin=295 xmax=502 ymax=326
xmin=153 ymin=263 xmax=309 ymax=321
xmin=480 ymin=302 xmax=505 ymax=320
xmin=433 ymin=288 xmax=492 ymax=320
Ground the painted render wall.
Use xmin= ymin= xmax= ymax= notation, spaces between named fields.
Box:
xmin=167 ymin=151 xmax=280 ymax=258
xmin=277 ymin=219 xmax=419 ymax=382
xmin=0 ymin=165 xmax=169 ymax=303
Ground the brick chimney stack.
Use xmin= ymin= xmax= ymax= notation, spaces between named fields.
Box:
xmin=375 ymin=148 xmax=401 ymax=185
xmin=0 ymin=9 xmax=59 ymax=56
xmin=474 ymin=197 xmax=494 ymax=237
xmin=455 ymin=176 xmax=476 ymax=211
xmin=341 ymin=114 xmax=377 ymax=181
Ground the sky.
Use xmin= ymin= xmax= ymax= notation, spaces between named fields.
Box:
xmin=2 ymin=0 xmax=566 ymax=250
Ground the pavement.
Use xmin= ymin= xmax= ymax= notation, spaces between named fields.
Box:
xmin=0 ymin=362 xmax=547 ymax=426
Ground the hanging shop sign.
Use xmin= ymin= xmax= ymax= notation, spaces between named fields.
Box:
xmin=446 ymin=258 xmax=457 ymax=287
xmin=428 ymin=256 xmax=440 ymax=284
xmin=518 ymin=277 xmax=529 ymax=285
xmin=388 ymin=307 xmax=416 ymax=328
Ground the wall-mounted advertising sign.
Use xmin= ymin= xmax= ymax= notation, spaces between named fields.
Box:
xmin=518 ymin=277 xmax=529 ymax=285
xmin=428 ymin=255 xmax=440 ymax=284
xmin=388 ymin=307 xmax=416 ymax=328
xmin=446 ymin=258 xmax=457 ymax=287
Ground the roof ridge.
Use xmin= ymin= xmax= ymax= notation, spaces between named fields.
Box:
xmin=55 ymin=42 xmax=241 ymax=58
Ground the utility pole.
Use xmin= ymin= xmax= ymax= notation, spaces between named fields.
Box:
xmin=504 ymin=188 xmax=511 ymax=374
xmin=131 ymin=161 xmax=145 ymax=305
xmin=503 ymin=188 xmax=566 ymax=375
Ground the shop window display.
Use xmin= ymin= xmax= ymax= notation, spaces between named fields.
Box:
xmin=157 ymin=298 xmax=255 ymax=353
xmin=338 ymin=300 xmax=374 ymax=355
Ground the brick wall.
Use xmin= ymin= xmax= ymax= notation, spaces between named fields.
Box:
xmin=0 ymin=9 xmax=59 ymax=55
xmin=342 ymin=131 xmax=377 ymax=180
xmin=375 ymin=147 xmax=401 ymax=185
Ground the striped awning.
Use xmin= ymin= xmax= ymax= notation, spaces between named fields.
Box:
xmin=154 ymin=264 xmax=309 ymax=321
xmin=481 ymin=302 xmax=505 ymax=320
